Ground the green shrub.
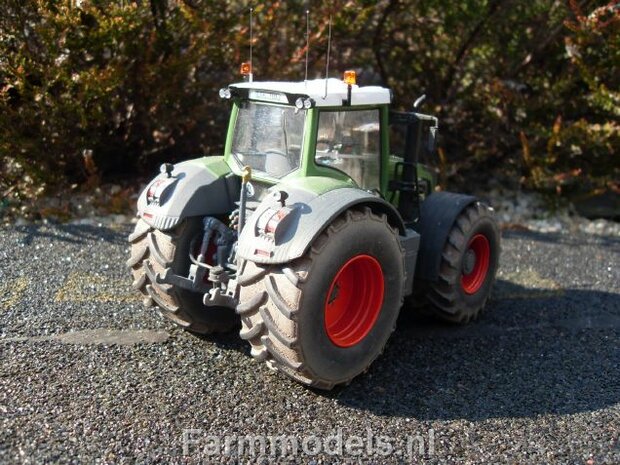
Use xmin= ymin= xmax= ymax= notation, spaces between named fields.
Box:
xmin=1 ymin=0 xmax=618 ymax=218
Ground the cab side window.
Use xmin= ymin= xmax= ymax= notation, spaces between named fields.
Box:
xmin=315 ymin=109 xmax=381 ymax=190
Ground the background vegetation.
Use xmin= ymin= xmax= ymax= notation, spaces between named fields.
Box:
xmin=1 ymin=0 xmax=618 ymax=219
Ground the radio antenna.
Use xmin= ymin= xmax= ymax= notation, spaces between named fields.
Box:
xmin=304 ymin=10 xmax=310 ymax=82
xmin=323 ymin=15 xmax=332 ymax=98
xmin=249 ymin=7 xmax=253 ymax=82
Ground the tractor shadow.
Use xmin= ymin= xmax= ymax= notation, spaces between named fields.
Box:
xmin=500 ymin=228 xmax=620 ymax=248
xmin=9 ymin=222 xmax=130 ymax=246
xmin=332 ymin=279 xmax=620 ymax=421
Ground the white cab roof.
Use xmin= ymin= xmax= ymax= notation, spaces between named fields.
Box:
xmin=230 ymin=78 xmax=391 ymax=107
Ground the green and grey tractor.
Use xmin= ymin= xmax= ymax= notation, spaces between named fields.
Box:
xmin=128 ymin=70 xmax=500 ymax=389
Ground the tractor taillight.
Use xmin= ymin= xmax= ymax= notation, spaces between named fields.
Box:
xmin=146 ymin=179 xmax=165 ymax=202
xmin=256 ymin=206 xmax=293 ymax=239
xmin=146 ymin=177 xmax=177 ymax=205
xmin=265 ymin=208 xmax=290 ymax=234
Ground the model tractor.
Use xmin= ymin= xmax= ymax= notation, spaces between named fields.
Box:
xmin=128 ymin=70 xmax=500 ymax=389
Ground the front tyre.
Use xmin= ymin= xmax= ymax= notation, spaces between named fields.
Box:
xmin=127 ymin=217 xmax=238 ymax=334
xmin=236 ymin=208 xmax=404 ymax=389
xmin=426 ymin=202 xmax=500 ymax=324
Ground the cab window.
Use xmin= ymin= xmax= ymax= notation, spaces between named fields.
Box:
xmin=315 ymin=109 xmax=381 ymax=190
xmin=231 ymin=102 xmax=305 ymax=178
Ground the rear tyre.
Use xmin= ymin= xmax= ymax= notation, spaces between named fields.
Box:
xmin=127 ymin=217 xmax=238 ymax=334
xmin=426 ymin=202 xmax=500 ymax=324
xmin=236 ymin=208 xmax=404 ymax=389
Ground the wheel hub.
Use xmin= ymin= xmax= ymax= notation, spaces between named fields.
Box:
xmin=461 ymin=234 xmax=491 ymax=295
xmin=327 ymin=283 xmax=340 ymax=305
xmin=324 ymin=255 xmax=384 ymax=348
xmin=462 ymin=249 xmax=476 ymax=275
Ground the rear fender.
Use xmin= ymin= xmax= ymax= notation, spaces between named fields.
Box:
xmin=413 ymin=191 xmax=477 ymax=282
xmin=236 ymin=186 xmax=406 ymax=265
xmin=137 ymin=157 xmax=239 ymax=231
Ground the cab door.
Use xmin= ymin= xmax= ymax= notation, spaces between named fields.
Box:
xmin=314 ymin=108 xmax=382 ymax=191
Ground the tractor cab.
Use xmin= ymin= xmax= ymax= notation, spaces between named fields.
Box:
xmin=220 ymin=72 xmax=438 ymax=225
xmin=220 ymin=75 xmax=391 ymax=190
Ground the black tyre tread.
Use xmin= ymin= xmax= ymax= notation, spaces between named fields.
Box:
xmin=264 ymin=275 xmax=296 ymax=319
xmin=143 ymin=260 xmax=174 ymax=296
xmin=259 ymin=306 xmax=297 ymax=348
xmin=261 ymin=335 xmax=303 ymax=371
xmin=147 ymin=232 xmax=173 ymax=268
xmin=236 ymin=290 xmax=267 ymax=315
xmin=237 ymin=262 xmax=269 ymax=287
xmin=239 ymin=320 xmax=264 ymax=340
xmin=131 ymin=272 xmax=147 ymax=291
xmin=126 ymin=242 xmax=148 ymax=268
xmin=281 ymin=266 xmax=304 ymax=286
xmin=427 ymin=202 xmax=499 ymax=324
xmin=127 ymin=218 xmax=236 ymax=334
xmin=128 ymin=219 xmax=150 ymax=243
xmin=146 ymin=284 xmax=180 ymax=312
xmin=236 ymin=207 xmax=404 ymax=389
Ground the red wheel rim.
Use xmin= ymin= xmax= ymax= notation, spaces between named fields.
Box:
xmin=324 ymin=255 xmax=384 ymax=348
xmin=461 ymin=234 xmax=491 ymax=295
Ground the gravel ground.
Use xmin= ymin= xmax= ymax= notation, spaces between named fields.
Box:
xmin=0 ymin=222 xmax=618 ymax=464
